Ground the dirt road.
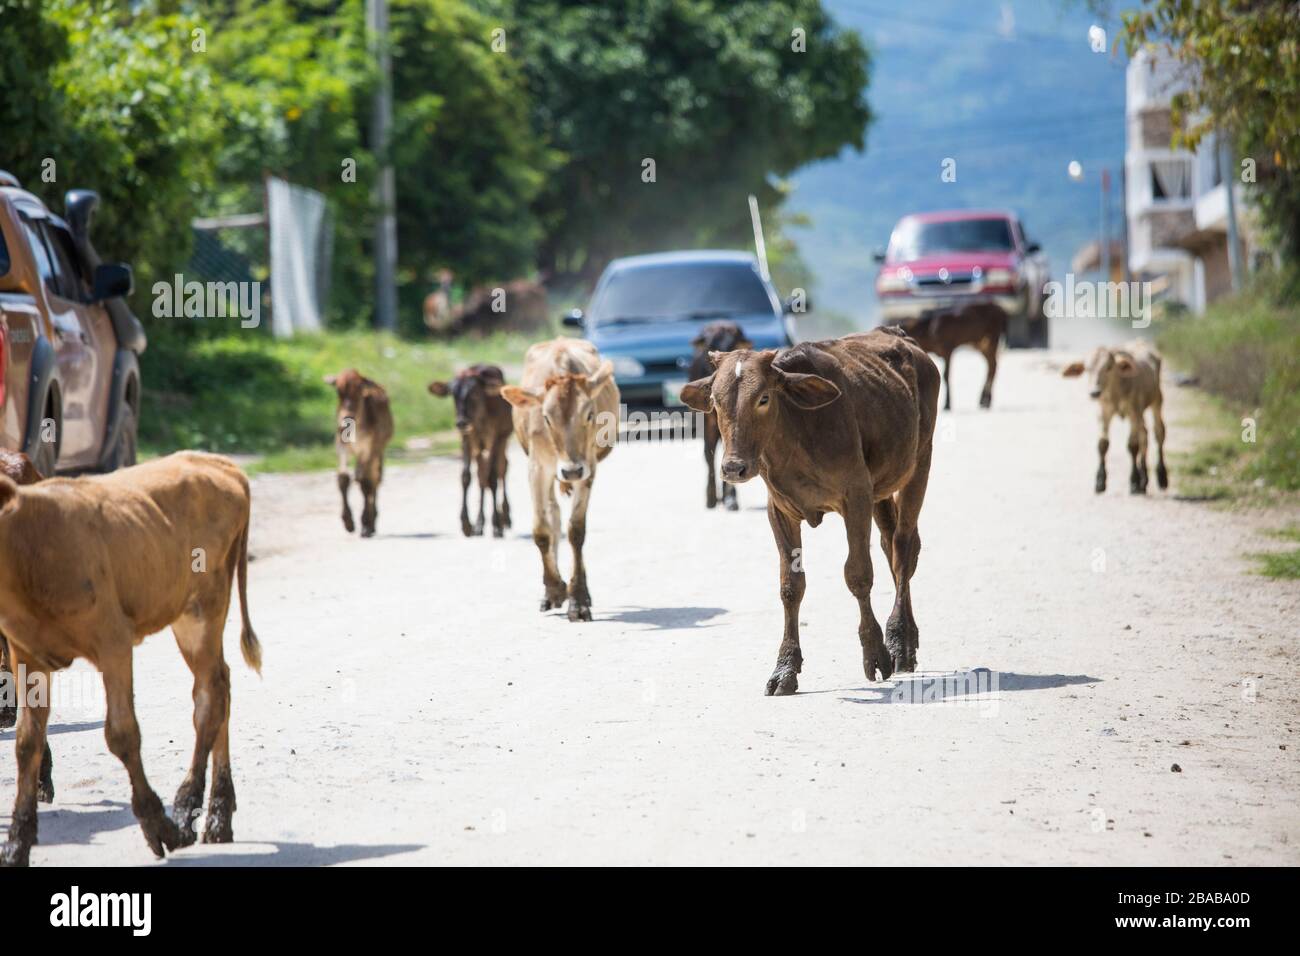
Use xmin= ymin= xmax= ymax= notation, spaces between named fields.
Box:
xmin=6 ymin=349 xmax=1298 ymax=865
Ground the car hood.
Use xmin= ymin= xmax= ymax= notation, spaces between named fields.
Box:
xmin=589 ymin=313 xmax=787 ymax=356
xmin=888 ymin=251 xmax=1019 ymax=273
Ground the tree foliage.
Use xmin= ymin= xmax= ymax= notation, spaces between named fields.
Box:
xmin=1123 ymin=0 xmax=1300 ymax=265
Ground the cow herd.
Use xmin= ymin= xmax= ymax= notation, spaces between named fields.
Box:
xmin=0 ymin=321 xmax=1170 ymax=866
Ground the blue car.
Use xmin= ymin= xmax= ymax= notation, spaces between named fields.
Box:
xmin=564 ymin=251 xmax=798 ymax=405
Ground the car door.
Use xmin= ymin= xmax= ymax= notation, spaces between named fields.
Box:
xmin=16 ymin=207 xmax=99 ymax=465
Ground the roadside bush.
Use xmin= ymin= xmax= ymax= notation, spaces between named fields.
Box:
xmin=1158 ymin=272 xmax=1300 ymax=490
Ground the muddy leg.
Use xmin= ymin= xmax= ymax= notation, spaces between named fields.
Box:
xmin=1096 ymin=409 xmax=1113 ymax=493
xmin=102 ymin=648 xmax=181 ymax=859
xmin=498 ymin=445 xmax=512 ymax=529
xmin=886 ymin=458 xmax=930 ymax=673
xmin=0 ymin=637 xmax=15 ymax=730
xmin=566 ymin=479 xmax=594 ymax=622
xmin=1152 ymin=399 xmax=1169 ymax=489
xmin=530 ymin=463 xmax=567 ymax=610
xmin=0 ymin=647 xmax=49 ymax=868
xmin=359 ymin=454 xmax=382 ymax=537
xmin=765 ymin=502 xmax=805 ymax=696
xmin=474 ymin=449 xmax=489 ymax=536
xmin=845 ymin=498 xmax=892 ymax=682
xmin=1127 ymin=414 xmax=1147 ymax=494
xmin=458 ymin=439 xmax=474 ymax=536
xmin=940 ymin=351 xmax=953 ymax=411
xmin=489 ymin=440 xmax=506 ymax=537
xmin=171 ymin=610 xmax=230 ymax=846
xmin=336 ymin=443 xmax=355 ymax=533
xmin=703 ymin=412 xmax=719 ymax=509
xmin=978 ymin=338 xmax=997 ymax=409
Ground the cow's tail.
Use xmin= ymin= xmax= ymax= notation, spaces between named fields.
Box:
xmin=236 ymin=517 xmax=262 ymax=675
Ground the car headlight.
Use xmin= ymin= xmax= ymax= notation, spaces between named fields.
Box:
xmin=610 ymin=356 xmax=645 ymax=378
xmin=984 ymin=268 xmax=1018 ymax=287
xmin=877 ymin=267 xmax=912 ymax=293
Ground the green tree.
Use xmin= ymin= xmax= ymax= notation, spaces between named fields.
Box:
xmin=1122 ymin=0 xmax=1300 ymax=267
xmin=503 ymin=0 xmax=872 ymax=280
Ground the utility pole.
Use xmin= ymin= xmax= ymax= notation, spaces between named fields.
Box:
xmin=1099 ymin=167 xmax=1111 ymax=283
xmin=1220 ymin=134 xmax=1243 ymax=292
xmin=368 ymin=0 xmax=397 ymax=330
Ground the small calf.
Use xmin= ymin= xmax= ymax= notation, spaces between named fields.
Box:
xmin=429 ymin=364 xmax=514 ymax=537
xmin=325 ymin=369 xmax=394 ymax=537
xmin=0 ymin=452 xmax=262 ymax=866
xmin=1062 ymin=342 xmax=1168 ymax=494
xmin=894 ymin=303 xmax=1006 ymax=410
xmin=687 ymin=322 xmax=752 ymax=511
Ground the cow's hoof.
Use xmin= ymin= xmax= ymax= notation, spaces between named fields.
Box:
xmin=461 ymin=523 xmax=474 ymax=538
xmin=725 ymin=498 xmax=739 ymax=512
xmin=567 ymin=601 xmax=592 ymax=622
xmin=1095 ymin=474 xmax=1106 ymax=494
xmin=765 ymin=669 xmax=799 ymax=696
xmin=342 ymin=513 xmax=355 ymax=533
xmin=0 ymin=840 xmax=30 ymax=868
xmin=539 ymin=589 xmax=567 ymax=612
xmin=1157 ymin=464 xmax=1169 ymax=489
xmin=202 ymin=813 xmax=233 ymax=845
xmin=0 ymin=706 xmax=15 ymax=730
xmin=492 ymin=524 xmax=504 ymax=538
xmin=142 ymin=815 xmax=183 ymax=859
xmin=37 ymin=780 xmax=54 ymax=805
xmin=865 ymin=651 xmax=894 ymax=682
xmin=979 ymin=394 xmax=992 ymax=410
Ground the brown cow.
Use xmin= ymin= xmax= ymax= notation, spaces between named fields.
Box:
xmin=0 ymin=451 xmax=261 ymax=866
xmin=0 ymin=451 xmax=52 ymax=804
xmin=681 ymin=328 xmax=940 ymax=694
xmin=426 ymin=273 xmax=549 ymax=334
xmin=894 ymin=303 xmax=1006 ymax=410
xmin=688 ymin=322 xmax=752 ymax=511
xmin=429 ymin=364 xmax=514 ymax=537
xmin=501 ymin=339 xmax=619 ymax=621
xmin=325 ymin=369 xmax=394 ymax=537
xmin=1063 ymin=341 xmax=1168 ymax=494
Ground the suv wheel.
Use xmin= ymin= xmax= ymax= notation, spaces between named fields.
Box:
xmin=29 ymin=398 xmax=60 ymax=478
xmin=106 ymin=404 xmax=138 ymax=471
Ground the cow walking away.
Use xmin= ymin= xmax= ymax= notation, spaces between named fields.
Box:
xmin=681 ymin=328 xmax=940 ymax=694
xmin=0 ymin=451 xmax=52 ymax=805
xmin=429 ymin=364 xmax=513 ymax=537
xmin=501 ymin=338 xmax=619 ymax=622
xmin=326 ymin=369 xmax=394 ymax=537
xmin=0 ymin=452 xmax=262 ymax=866
xmin=688 ymin=322 xmax=752 ymax=510
xmin=894 ymin=303 xmax=1005 ymax=410
xmin=1063 ymin=342 xmax=1168 ymax=494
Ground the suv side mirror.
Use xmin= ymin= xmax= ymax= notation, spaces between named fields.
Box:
xmin=562 ymin=308 xmax=584 ymax=329
xmin=871 ymin=248 xmax=887 ymax=264
xmin=92 ymin=262 xmax=133 ymax=302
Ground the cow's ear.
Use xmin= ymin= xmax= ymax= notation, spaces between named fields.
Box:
xmin=0 ymin=476 xmax=20 ymax=517
xmin=323 ymin=374 xmax=338 ymax=387
xmin=1115 ymin=355 xmax=1137 ymax=376
xmin=778 ymin=371 xmax=841 ymax=410
xmin=708 ymin=350 xmax=729 ymax=369
xmin=1061 ymin=361 xmax=1085 ymax=378
xmin=427 ymin=380 xmax=451 ymax=397
xmin=500 ymin=385 xmax=542 ymax=408
xmin=680 ymin=376 xmax=714 ymax=412
xmin=586 ymin=360 xmax=614 ymax=388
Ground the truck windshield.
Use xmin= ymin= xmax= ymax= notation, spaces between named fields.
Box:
xmin=891 ymin=218 xmax=1015 ymax=261
xmin=591 ymin=262 xmax=773 ymax=326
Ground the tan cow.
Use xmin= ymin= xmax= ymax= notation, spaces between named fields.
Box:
xmin=681 ymin=328 xmax=940 ymax=694
xmin=501 ymin=338 xmax=619 ymax=621
xmin=325 ymin=369 xmax=395 ymax=537
xmin=0 ymin=451 xmax=261 ymax=866
xmin=1062 ymin=341 xmax=1168 ymax=493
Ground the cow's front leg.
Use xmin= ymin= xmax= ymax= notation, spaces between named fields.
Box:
xmin=0 ymin=638 xmax=15 ymax=730
xmin=845 ymin=497 xmax=891 ymax=681
xmin=530 ymin=463 xmax=567 ymax=610
xmin=336 ymin=444 xmax=355 ymax=533
xmin=1127 ymin=413 xmax=1147 ymax=494
xmin=459 ymin=440 xmax=474 ymax=537
xmin=358 ymin=458 xmax=381 ymax=537
xmin=978 ymin=338 xmax=997 ymax=409
xmin=940 ymin=351 xmax=953 ymax=411
xmin=1152 ymin=397 xmax=1169 ymax=489
xmin=565 ymin=479 xmax=595 ymax=622
xmin=703 ymin=413 xmax=720 ymax=509
xmin=1096 ymin=408 xmax=1113 ymax=493
xmin=474 ymin=449 xmax=490 ymax=536
xmin=1 ymin=648 xmax=49 ymax=867
xmin=765 ymin=502 xmax=805 ymax=696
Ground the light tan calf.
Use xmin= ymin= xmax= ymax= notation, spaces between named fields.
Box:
xmin=326 ymin=369 xmax=395 ymax=537
xmin=0 ymin=451 xmax=261 ymax=866
xmin=501 ymin=338 xmax=619 ymax=621
xmin=1063 ymin=341 xmax=1168 ymax=494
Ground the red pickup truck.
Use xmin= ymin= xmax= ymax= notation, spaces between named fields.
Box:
xmin=874 ymin=209 xmax=1051 ymax=347
xmin=0 ymin=171 xmax=145 ymax=475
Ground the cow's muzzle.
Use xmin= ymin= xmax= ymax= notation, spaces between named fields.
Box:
xmin=1089 ymin=389 xmax=1102 ymax=399
xmin=559 ymin=461 xmax=588 ymax=482
xmin=721 ymin=458 xmax=753 ymax=483
xmin=456 ymin=419 xmax=472 ymax=432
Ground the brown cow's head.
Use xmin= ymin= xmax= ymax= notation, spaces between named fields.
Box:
xmin=692 ymin=321 xmax=752 ymax=355
xmin=501 ymin=361 xmax=614 ymax=482
xmin=680 ymin=349 xmax=840 ymax=484
xmin=429 ymin=365 xmax=505 ymax=434
xmin=323 ymin=368 xmax=376 ymax=421
xmin=1062 ymin=347 xmax=1136 ymax=399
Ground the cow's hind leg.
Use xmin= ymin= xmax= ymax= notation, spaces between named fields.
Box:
xmin=886 ymin=462 xmax=930 ymax=673
xmin=1096 ymin=408 xmax=1113 ymax=493
xmin=171 ymin=602 xmax=232 ymax=846
xmin=844 ymin=497 xmax=892 ymax=682
xmin=1152 ymin=398 xmax=1169 ymax=489
xmin=336 ymin=444 xmax=355 ymax=533
xmin=102 ymin=645 xmax=182 ymax=859
xmin=459 ymin=439 xmax=474 ymax=536
xmin=498 ymin=443 xmax=512 ymax=529
xmin=1128 ymin=412 xmax=1148 ymax=494
xmin=940 ymin=350 xmax=954 ymax=412
xmin=530 ymin=463 xmax=567 ymax=610
xmin=489 ymin=439 xmax=508 ymax=537
xmin=474 ymin=448 xmax=489 ymax=536
xmin=0 ymin=637 xmax=15 ymax=730
xmin=703 ymin=412 xmax=720 ymax=509
xmin=0 ymin=646 xmax=50 ymax=867
xmin=978 ymin=337 xmax=997 ymax=409
xmin=359 ymin=455 xmax=382 ymax=537
xmin=765 ymin=502 xmax=805 ymax=695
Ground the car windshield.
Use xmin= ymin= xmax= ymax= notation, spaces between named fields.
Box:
xmin=591 ymin=261 xmax=773 ymax=325
xmin=891 ymin=218 xmax=1015 ymax=261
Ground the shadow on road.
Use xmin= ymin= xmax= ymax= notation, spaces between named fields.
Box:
xmin=601 ymin=606 xmax=728 ymax=630
xmin=833 ymin=670 xmax=1101 ymax=705
xmin=1 ymin=719 xmax=103 ymax=741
